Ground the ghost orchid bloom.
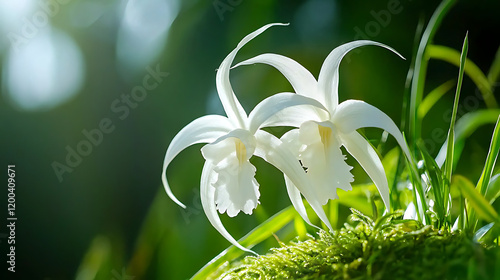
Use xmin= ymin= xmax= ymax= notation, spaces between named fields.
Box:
xmin=161 ymin=23 xmax=331 ymax=253
xmin=235 ymin=40 xmax=412 ymax=220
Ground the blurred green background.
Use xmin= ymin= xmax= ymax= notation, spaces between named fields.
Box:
xmin=0 ymin=0 xmax=498 ymax=279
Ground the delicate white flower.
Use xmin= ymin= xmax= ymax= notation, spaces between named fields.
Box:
xmin=161 ymin=23 xmax=331 ymax=253
xmin=236 ymin=39 xmax=413 ymax=222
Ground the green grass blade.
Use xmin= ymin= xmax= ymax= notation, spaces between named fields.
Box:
xmin=443 ymin=33 xmax=468 ymax=180
xmin=453 ymin=175 xmax=499 ymax=224
xmin=435 ymin=109 xmax=500 ymax=167
xmin=488 ymin=46 xmax=500 ymax=84
xmin=418 ymin=79 xmax=456 ymax=120
xmin=441 ymin=34 xmax=468 ymax=228
xmin=427 ymin=44 xmax=498 ymax=108
xmin=418 ymin=144 xmax=446 ymax=225
xmin=476 ymin=115 xmax=500 ymax=196
xmin=192 ymin=206 xmax=297 ymax=280
xmin=409 ymin=0 xmax=456 ymax=154
xmin=402 ymin=15 xmax=426 ymax=133
xmin=337 ymin=184 xmax=376 ymax=216
xmin=485 ymin=174 xmax=500 ymax=204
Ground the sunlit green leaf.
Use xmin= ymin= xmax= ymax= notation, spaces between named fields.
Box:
xmin=436 ymin=109 xmax=500 ymax=167
xmin=192 ymin=206 xmax=297 ymax=280
xmin=426 ymin=44 xmax=497 ymax=108
xmin=74 ymin=236 xmax=116 ymax=280
xmin=418 ymin=79 xmax=456 ymax=120
xmin=418 ymin=143 xmax=446 ymax=225
xmin=476 ymin=116 xmax=500 ymax=197
xmin=487 ymin=46 xmax=500 ymax=84
xmin=453 ymin=175 xmax=499 ymax=224
xmin=443 ymin=33 xmax=468 ymax=182
xmin=485 ymin=174 xmax=500 ymax=204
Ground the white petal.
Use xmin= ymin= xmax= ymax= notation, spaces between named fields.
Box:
xmin=253 ymin=130 xmax=333 ymax=231
xmin=317 ymin=41 xmax=404 ymax=111
xmin=200 ymin=161 xmax=256 ymax=254
xmin=201 ymin=130 xmax=260 ymax=217
xmin=213 ymin=160 xmax=260 ymax=217
xmin=258 ymin=106 xmax=326 ymax=128
xmin=284 ymin=175 xmax=318 ymax=228
xmin=201 ymin=129 xmax=255 ymax=162
xmin=234 ymin=53 xmax=321 ymax=101
xmin=340 ymin=131 xmax=390 ymax=211
xmin=162 ymin=115 xmax=233 ymax=208
xmin=298 ymin=122 xmax=354 ymax=205
xmin=247 ymin=92 xmax=327 ymax=133
xmin=280 ymin=129 xmax=317 ymax=228
xmin=332 ymin=100 xmax=411 ymax=161
xmin=403 ymin=202 xmax=417 ymax=220
xmin=217 ymin=23 xmax=288 ymax=128
xmin=280 ymin=129 xmax=302 ymax=158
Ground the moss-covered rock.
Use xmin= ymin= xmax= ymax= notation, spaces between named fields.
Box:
xmin=217 ymin=211 xmax=500 ymax=279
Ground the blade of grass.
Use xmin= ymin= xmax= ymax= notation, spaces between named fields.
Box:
xmin=485 ymin=174 xmax=500 ymax=204
xmin=435 ymin=109 xmax=500 ymax=167
xmin=294 ymin=214 xmax=308 ymax=239
xmin=403 ymin=134 xmax=430 ymax=224
xmin=402 ymin=14 xmax=426 ymax=133
xmin=488 ymin=46 xmax=500 ymax=84
xmin=476 ymin=115 xmax=500 ymax=196
xmin=418 ymin=79 xmax=456 ymax=120
xmin=427 ymin=44 xmax=497 ymax=108
xmin=419 ymin=143 xmax=446 ymax=226
xmin=453 ymin=175 xmax=499 ymax=224
xmin=443 ymin=33 xmax=468 ymax=183
xmin=337 ymin=186 xmax=374 ymax=216
xmin=192 ymin=205 xmax=297 ymax=280
xmin=442 ymin=34 xmax=468 ymax=225
xmin=74 ymin=236 xmax=116 ymax=280
xmin=409 ymin=0 xmax=456 ymax=154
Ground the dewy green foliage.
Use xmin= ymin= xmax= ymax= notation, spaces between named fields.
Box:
xmin=216 ymin=211 xmax=500 ymax=280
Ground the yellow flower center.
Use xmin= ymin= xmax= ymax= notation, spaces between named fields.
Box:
xmin=318 ymin=125 xmax=332 ymax=147
xmin=235 ymin=139 xmax=247 ymax=165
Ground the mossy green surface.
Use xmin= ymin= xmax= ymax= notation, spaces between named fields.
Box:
xmin=216 ymin=211 xmax=500 ymax=280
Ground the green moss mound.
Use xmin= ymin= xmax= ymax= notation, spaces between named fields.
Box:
xmin=218 ymin=211 xmax=500 ymax=280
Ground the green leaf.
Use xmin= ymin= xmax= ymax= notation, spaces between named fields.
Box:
xmin=409 ymin=0 xmax=456 ymax=153
xmin=477 ymin=115 xmax=500 ymax=196
xmin=426 ymin=44 xmax=497 ymax=108
xmin=418 ymin=143 xmax=446 ymax=225
xmin=453 ymin=175 xmax=499 ymax=224
xmin=192 ymin=206 xmax=297 ymax=280
xmin=435 ymin=109 xmax=500 ymax=167
xmin=418 ymin=79 xmax=456 ymax=120
xmin=487 ymin=46 xmax=500 ymax=84
xmin=74 ymin=236 xmax=117 ymax=280
xmin=443 ymin=33 xmax=468 ymax=180
xmin=337 ymin=185 xmax=375 ymax=217
xmin=485 ymin=174 xmax=500 ymax=204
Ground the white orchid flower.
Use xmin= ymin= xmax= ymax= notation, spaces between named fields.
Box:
xmin=161 ymin=23 xmax=332 ymax=254
xmin=235 ymin=39 xmax=413 ymax=221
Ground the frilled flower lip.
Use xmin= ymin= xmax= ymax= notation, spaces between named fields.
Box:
xmin=161 ymin=23 xmax=329 ymax=254
xmin=235 ymin=37 xmax=412 ymax=219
